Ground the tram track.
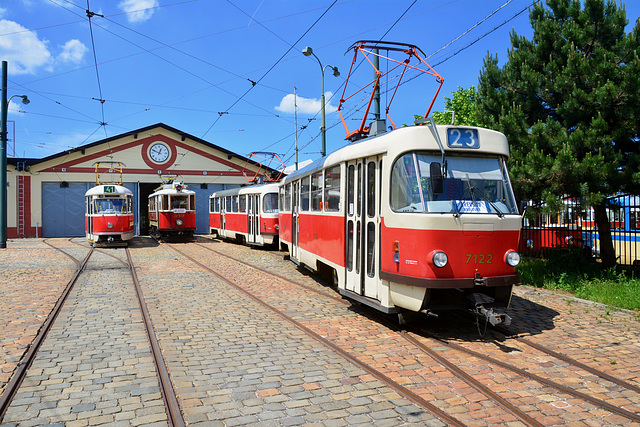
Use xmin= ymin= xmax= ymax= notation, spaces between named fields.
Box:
xmin=177 ymin=239 xmax=640 ymax=426
xmin=0 ymin=240 xmax=185 ymax=426
xmin=167 ymin=242 xmax=464 ymax=427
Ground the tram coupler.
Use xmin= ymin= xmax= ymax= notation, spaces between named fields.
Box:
xmin=468 ymin=293 xmax=511 ymax=326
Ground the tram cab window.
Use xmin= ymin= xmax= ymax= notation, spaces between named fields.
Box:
xmin=324 ymin=165 xmax=341 ymax=212
xmin=390 ymin=152 xmax=518 ymax=215
xmin=170 ymin=196 xmax=186 ymax=210
xmin=263 ymin=193 xmax=278 ymax=213
xmin=311 ymin=172 xmax=323 ymax=211
xmin=301 ymin=176 xmax=310 ymax=211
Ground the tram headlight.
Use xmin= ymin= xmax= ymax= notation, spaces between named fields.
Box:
xmin=505 ymin=251 xmax=520 ymax=267
xmin=431 ymin=251 xmax=448 ymax=268
xmin=565 ymin=235 xmax=575 ymax=245
xmin=525 ymin=239 xmax=534 ymax=250
xmin=176 ymin=219 xmax=184 ymax=226
xmin=107 ymin=222 xmax=113 ymax=229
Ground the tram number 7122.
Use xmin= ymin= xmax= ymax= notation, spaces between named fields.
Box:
xmin=465 ymin=253 xmax=493 ymax=264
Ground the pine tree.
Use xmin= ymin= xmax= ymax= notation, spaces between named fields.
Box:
xmin=477 ymin=0 xmax=640 ymax=268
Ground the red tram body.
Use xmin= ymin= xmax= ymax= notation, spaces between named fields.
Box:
xmin=209 ymin=183 xmax=279 ymax=247
xmin=85 ymin=184 xmax=134 ymax=246
xmin=148 ymin=181 xmax=196 ymax=241
xmin=278 ymin=124 xmax=522 ymax=321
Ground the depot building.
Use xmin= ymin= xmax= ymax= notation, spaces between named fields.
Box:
xmin=7 ymin=123 xmax=276 ymax=238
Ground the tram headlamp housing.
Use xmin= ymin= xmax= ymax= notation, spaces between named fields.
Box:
xmin=505 ymin=251 xmax=520 ymax=267
xmin=107 ymin=222 xmax=113 ymax=229
xmin=431 ymin=251 xmax=448 ymax=268
xmin=176 ymin=219 xmax=184 ymax=226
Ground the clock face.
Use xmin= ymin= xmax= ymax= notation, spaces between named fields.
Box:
xmin=149 ymin=143 xmax=170 ymax=163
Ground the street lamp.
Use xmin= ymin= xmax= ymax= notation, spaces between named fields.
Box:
xmin=302 ymin=46 xmax=339 ymax=158
xmin=1 ymin=60 xmax=30 ymax=248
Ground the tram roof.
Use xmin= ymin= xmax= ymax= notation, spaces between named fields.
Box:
xmin=210 ymin=182 xmax=280 ymax=198
xmin=283 ymin=125 xmax=510 ymax=184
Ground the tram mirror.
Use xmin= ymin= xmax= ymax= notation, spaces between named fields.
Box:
xmin=430 ymin=162 xmax=443 ymax=194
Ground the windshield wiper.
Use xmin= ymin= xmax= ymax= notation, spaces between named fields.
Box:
xmin=463 ymin=175 xmax=505 ymax=218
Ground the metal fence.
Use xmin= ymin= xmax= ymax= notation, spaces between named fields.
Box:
xmin=519 ymin=195 xmax=640 ymax=266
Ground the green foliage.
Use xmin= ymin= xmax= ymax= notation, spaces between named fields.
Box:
xmin=518 ymin=254 xmax=640 ymax=311
xmin=414 ymin=86 xmax=480 ymax=126
xmin=431 ymin=86 xmax=480 ymax=126
xmin=477 ymin=0 xmax=640 ymax=268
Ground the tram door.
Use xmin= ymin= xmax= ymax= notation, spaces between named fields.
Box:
xmin=291 ymin=181 xmax=300 ymax=261
xmin=345 ymin=158 xmax=380 ymax=298
xmin=248 ymin=194 xmax=260 ymax=244
xmin=221 ymin=196 xmax=227 ymax=234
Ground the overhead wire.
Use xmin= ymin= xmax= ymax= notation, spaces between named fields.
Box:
xmin=85 ymin=1 xmax=107 ymax=135
xmin=200 ymin=0 xmax=339 ymax=139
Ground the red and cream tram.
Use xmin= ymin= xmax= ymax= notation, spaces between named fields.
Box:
xmin=85 ymin=184 xmax=134 ymax=246
xmin=148 ymin=180 xmax=196 ymax=241
xmin=278 ymin=124 xmax=521 ymax=322
xmin=209 ymin=182 xmax=280 ymax=247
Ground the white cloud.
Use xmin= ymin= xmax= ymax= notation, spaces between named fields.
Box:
xmin=275 ymin=92 xmax=338 ymax=115
xmin=0 ymin=7 xmax=7 ymax=19
xmin=118 ymin=0 xmax=159 ymax=23
xmin=59 ymin=39 xmax=87 ymax=64
xmin=0 ymin=19 xmax=51 ymax=74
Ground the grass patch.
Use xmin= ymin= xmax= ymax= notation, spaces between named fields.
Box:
xmin=518 ymin=248 xmax=640 ymax=312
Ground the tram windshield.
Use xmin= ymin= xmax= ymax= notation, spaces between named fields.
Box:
xmin=390 ymin=152 xmax=518 ymax=215
xmin=171 ymin=195 xmax=189 ymax=210
xmin=95 ymin=198 xmax=128 ymax=214
xmin=263 ymin=193 xmax=278 ymax=213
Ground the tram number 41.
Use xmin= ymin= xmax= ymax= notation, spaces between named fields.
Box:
xmin=466 ymin=254 xmax=492 ymax=264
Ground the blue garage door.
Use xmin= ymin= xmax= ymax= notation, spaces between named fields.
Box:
xmin=42 ymin=182 xmax=92 ymax=238
xmin=192 ymin=184 xmax=224 ymax=234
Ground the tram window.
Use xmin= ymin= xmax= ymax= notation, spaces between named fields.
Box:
xmin=231 ymin=196 xmax=238 ymax=212
xmin=263 ymin=193 xmax=278 ymax=213
xmin=239 ymin=195 xmax=247 ymax=213
xmin=311 ymin=172 xmax=323 ymax=211
xmin=390 ymin=152 xmax=518 ymax=215
xmin=348 ymin=165 xmax=354 ymax=215
xmin=366 ymin=222 xmax=375 ymax=277
xmin=357 ymin=163 xmax=362 ymax=216
xmin=285 ymin=183 xmax=291 ymax=212
xmin=171 ymin=196 xmax=188 ymax=209
xmin=355 ymin=221 xmax=361 ymax=274
xmin=367 ymin=162 xmax=375 ymax=218
xmin=324 ymin=165 xmax=341 ymax=212
xmin=301 ymin=176 xmax=310 ymax=211
xmin=347 ymin=220 xmax=354 ymax=271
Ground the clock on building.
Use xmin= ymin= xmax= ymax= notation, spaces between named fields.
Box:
xmin=149 ymin=142 xmax=170 ymax=163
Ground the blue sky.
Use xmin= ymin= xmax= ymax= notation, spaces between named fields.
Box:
xmin=2 ymin=0 xmax=639 ymax=167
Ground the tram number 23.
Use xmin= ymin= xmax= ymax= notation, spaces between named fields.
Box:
xmin=465 ymin=253 xmax=492 ymax=264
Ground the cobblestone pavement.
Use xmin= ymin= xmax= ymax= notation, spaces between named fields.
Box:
xmin=1 ymin=237 xmax=639 ymax=426
xmin=2 ymin=244 xmax=166 ymax=426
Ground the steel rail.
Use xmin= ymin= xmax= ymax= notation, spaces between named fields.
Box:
xmin=493 ymin=326 xmax=640 ymax=395
xmin=125 ymin=247 xmax=185 ymax=427
xmin=0 ymin=247 xmax=93 ymax=421
xmin=420 ymin=331 xmax=640 ymax=423
xmin=167 ymin=243 xmax=464 ymax=427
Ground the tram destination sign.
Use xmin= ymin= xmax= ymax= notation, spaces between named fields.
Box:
xmin=104 ymin=185 xmax=116 ymax=193
xmin=447 ymin=128 xmax=479 ymax=149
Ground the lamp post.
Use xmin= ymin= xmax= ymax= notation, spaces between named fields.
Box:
xmin=302 ymin=46 xmax=339 ymax=158
xmin=1 ymin=60 xmax=30 ymax=248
